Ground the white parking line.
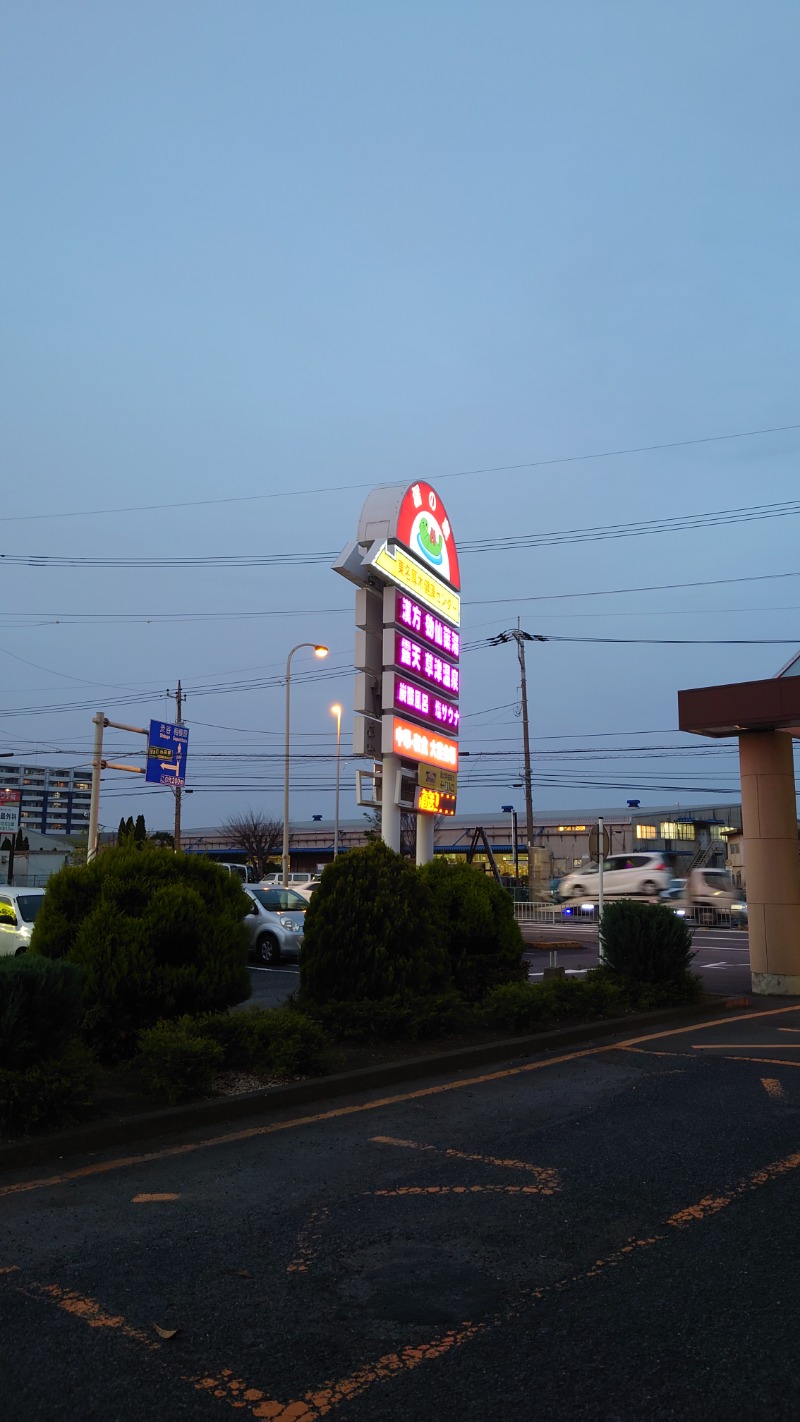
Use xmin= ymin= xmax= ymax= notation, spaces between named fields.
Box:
xmin=248 ymin=965 xmax=300 ymax=975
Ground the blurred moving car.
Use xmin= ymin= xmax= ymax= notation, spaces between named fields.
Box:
xmin=242 ymin=886 xmax=306 ymax=966
xmin=664 ymin=868 xmax=746 ymax=925
xmin=557 ymin=854 xmax=670 ymax=902
xmin=0 ymin=887 xmax=46 ymax=956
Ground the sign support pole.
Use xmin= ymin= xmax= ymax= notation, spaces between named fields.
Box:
xmin=87 ymin=712 xmax=105 ymax=863
xmin=416 ymin=810 xmax=434 ymax=866
xmin=381 ymin=753 xmax=402 ymax=852
xmin=597 ymin=815 xmax=605 ymax=961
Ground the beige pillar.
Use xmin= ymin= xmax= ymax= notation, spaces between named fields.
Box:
xmin=740 ymin=731 xmax=800 ymax=995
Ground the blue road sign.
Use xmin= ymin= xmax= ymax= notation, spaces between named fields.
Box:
xmin=146 ymin=720 xmax=189 ymax=786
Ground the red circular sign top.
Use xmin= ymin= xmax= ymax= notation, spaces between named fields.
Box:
xmin=394 ymin=482 xmax=460 ymax=591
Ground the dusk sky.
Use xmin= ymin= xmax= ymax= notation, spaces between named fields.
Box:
xmin=2 ymin=1 xmax=799 ymax=834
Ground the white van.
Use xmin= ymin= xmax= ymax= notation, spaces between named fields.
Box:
xmin=0 ymin=887 xmax=46 ymax=956
xmin=216 ymin=863 xmax=251 ymax=883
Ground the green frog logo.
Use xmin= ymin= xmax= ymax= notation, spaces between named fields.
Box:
xmin=417 ymin=516 xmax=443 ymax=566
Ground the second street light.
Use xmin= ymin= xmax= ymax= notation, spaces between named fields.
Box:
xmin=330 ymin=703 xmax=342 ymax=859
xmin=282 ymin=643 xmax=328 ymax=887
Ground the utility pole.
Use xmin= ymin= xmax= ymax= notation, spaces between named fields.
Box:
xmin=168 ymin=680 xmax=184 ymax=851
xmin=490 ymin=625 xmax=548 ymax=900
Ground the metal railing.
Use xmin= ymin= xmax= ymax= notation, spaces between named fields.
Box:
xmin=514 ymin=902 xmax=598 ymax=925
xmin=514 ymin=900 xmax=745 ymax=930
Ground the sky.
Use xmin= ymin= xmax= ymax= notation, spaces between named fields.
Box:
xmin=2 ymin=0 xmax=799 ymax=836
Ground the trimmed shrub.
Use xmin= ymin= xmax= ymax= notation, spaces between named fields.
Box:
xmin=481 ymin=967 xmax=701 ymax=1035
xmin=0 ymin=1040 xmax=97 ymax=1137
xmin=303 ymin=995 xmax=416 ymax=1044
xmin=299 ymin=842 xmax=449 ymax=1004
xmin=0 ymin=956 xmax=86 ymax=1070
xmin=137 ymin=1006 xmax=330 ymax=1102
xmin=138 ymin=1020 xmax=224 ymax=1105
xmin=599 ymin=899 xmax=695 ymax=983
xmin=419 ymin=859 xmax=527 ymax=1001
xmin=32 ymin=847 xmax=252 ymax=1059
xmin=189 ymin=1006 xmax=330 ymax=1078
xmin=303 ymin=990 xmax=477 ymax=1044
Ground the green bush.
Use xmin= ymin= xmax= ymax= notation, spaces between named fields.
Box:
xmin=302 ymin=989 xmax=476 ymax=1044
xmin=481 ymin=967 xmax=702 ymax=1035
xmin=138 ymin=1021 xmax=224 ymax=1104
xmin=0 ymin=1040 xmax=97 ymax=1137
xmin=32 ymin=847 xmax=252 ymax=1059
xmin=300 ymin=842 xmax=449 ymax=1004
xmin=137 ymin=1006 xmax=330 ymax=1103
xmin=189 ymin=1006 xmax=330 ymax=1077
xmin=481 ymin=974 xmax=634 ymax=1034
xmin=419 ymin=859 xmax=527 ymax=1001
xmin=599 ymin=899 xmax=695 ymax=983
xmin=0 ymin=956 xmax=86 ymax=1070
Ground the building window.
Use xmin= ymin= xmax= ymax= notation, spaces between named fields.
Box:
xmin=636 ymin=824 xmax=657 ymax=840
xmin=660 ymin=821 xmax=695 ymax=841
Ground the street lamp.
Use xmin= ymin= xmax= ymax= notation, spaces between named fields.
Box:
xmin=331 ymin=703 xmax=342 ymax=860
xmin=501 ymin=804 xmax=519 ymax=893
xmin=282 ymin=643 xmax=328 ymax=886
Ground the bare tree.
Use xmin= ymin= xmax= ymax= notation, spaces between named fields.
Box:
xmin=363 ymin=808 xmax=418 ymax=857
xmin=221 ymin=811 xmax=283 ymax=878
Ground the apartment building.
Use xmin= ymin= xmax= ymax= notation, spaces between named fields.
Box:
xmin=0 ymin=765 xmax=92 ymax=837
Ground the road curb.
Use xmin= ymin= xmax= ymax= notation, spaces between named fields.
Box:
xmin=0 ymin=998 xmax=747 ymax=1174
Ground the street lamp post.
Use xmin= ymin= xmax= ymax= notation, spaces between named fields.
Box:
xmin=502 ymin=804 xmax=519 ymax=894
xmin=282 ymin=643 xmax=328 ymax=887
xmin=331 ymin=704 xmax=342 ymax=860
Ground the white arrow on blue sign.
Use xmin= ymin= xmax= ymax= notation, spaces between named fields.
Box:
xmin=146 ymin=720 xmax=189 ymax=787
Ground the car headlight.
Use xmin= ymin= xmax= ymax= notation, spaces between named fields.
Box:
xmin=279 ymin=916 xmax=301 ymax=931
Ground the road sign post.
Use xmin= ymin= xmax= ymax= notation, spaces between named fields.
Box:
xmin=597 ymin=817 xmax=605 ymax=961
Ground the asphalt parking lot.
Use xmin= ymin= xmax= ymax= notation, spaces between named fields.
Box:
xmin=4 ymin=999 xmax=800 ymax=1420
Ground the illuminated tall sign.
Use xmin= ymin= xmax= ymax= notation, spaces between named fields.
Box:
xmin=334 ymin=479 xmax=462 ymax=859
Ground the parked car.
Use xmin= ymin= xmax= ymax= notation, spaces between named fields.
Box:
xmin=0 ymin=887 xmax=46 ymax=956
xmin=293 ymin=878 xmax=322 ymax=902
xmin=215 ymin=862 xmax=251 ymax=883
xmin=242 ymin=886 xmax=307 ymax=965
xmin=557 ymin=854 xmax=670 ymax=902
xmin=259 ymin=872 xmax=314 ymax=887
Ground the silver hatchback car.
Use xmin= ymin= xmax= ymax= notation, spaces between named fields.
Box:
xmin=243 ymin=886 xmax=307 ymax=966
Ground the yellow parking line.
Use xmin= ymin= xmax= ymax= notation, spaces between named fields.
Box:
xmin=3 ymin=1002 xmax=799 ymax=1203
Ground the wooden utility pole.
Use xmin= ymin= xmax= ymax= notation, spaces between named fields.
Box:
xmin=490 ymin=625 xmax=547 ymax=899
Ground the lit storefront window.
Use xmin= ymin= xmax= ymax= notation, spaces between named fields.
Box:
xmin=660 ymin=821 xmax=695 ymax=841
xmin=636 ymin=825 xmax=657 ymax=840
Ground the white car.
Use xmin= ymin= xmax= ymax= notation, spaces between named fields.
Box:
xmin=258 ymin=872 xmax=317 ymax=889
xmin=558 ymin=853 xmax=670 ymax=902
xmin=0 ymin=887 xmax=46 ymax=956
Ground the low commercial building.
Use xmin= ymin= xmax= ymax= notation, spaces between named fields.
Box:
xmin=181 ymin=802 xmax=744 ymax=881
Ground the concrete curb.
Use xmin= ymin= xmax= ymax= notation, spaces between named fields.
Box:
xmin=0 ymin=997 xmax=750 ymax=1174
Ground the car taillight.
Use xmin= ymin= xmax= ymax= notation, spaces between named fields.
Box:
xmin=655 ymin=863 xmax=666 ymax=871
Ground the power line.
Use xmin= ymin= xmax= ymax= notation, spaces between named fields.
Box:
xmin=2 ymin=570 xmax=799 ymax=628
xmin=4 ymin=497 xmax=800 ymax=569
xmin=4 ymin=420 xmax=798 ymax=524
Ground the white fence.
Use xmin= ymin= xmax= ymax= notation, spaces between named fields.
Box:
xmin=513 ymin=901 xmax=743 ymax=930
